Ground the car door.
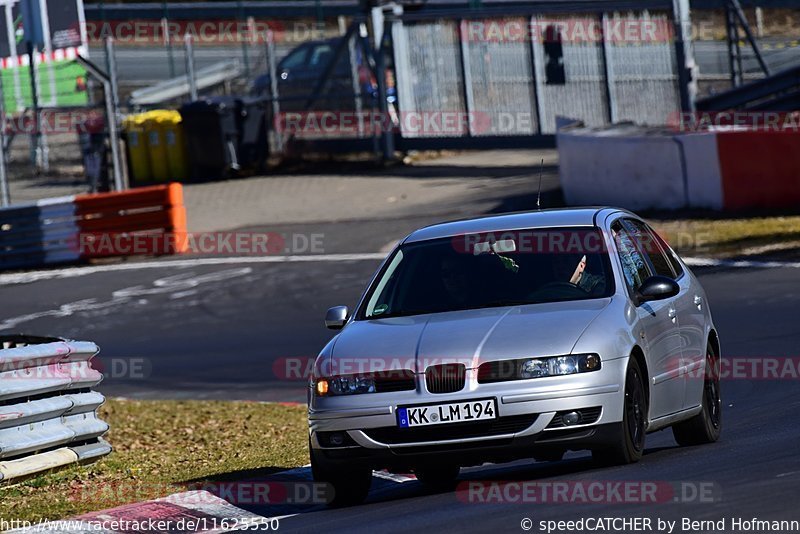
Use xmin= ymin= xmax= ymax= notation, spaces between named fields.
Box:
xmin=611 ymin=220 xmax=685 ymax=419
xmin=644 ymin=225 xmax=707 ymax=410
xmin=277 ymin=44 xmax=312 ymax=111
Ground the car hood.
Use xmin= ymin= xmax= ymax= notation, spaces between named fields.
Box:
xmin=327 ymin=299 xmax=611 ymax=374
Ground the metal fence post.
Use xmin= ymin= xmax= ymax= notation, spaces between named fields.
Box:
xmin=162 ymin=1 xmax=176 ymax=78
xmin=27 ymin=41 xmax=48 ymax=174
xmin=0 ymin=79 xmax=9 ymax=207
xmin=601 ymin=13 xmax=617 ymax=124
xmin=266 ymin=30 xmax=283 ymax=155
xmin=238 ymin=1 xmax=250 ymax=75
xmin=530 ymin=15 xmax=548 ymax=133
xmin=458 ymin=20 xmax=475 ymax=137
xmin=672 ymin=0 xmax=697 ymax=112
xmin=374 ymin=14 xmax=395 ymax=161
xmin=185 ymin=33 xmax=198 ymax=101
xmin=528 ymin=15 xmax=543 ymax=135
xmin=105 ymin=37 xmax=120 ymax=115
xmin=348 ymin=32 xmax=365 ymax=138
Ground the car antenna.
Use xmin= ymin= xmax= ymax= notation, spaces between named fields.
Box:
xmin=537 ymin=158 xmax=544 ymax=210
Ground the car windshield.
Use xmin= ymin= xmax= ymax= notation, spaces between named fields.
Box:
xmin=361 ymin=227 xmax=614 ymax=319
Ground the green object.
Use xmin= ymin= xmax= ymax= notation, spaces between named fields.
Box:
xmin=1 ymin=59 xmax=89 ymax=113
xmin=498 ymin=255 xmax=520 ymax=274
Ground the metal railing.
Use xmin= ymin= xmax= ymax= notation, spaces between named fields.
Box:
xmin=129 ymin=60 xmax=244 ymax=107
xmin=0 ymin=336 xmax=111 ymax=484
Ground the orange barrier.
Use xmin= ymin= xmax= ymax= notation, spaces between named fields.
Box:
xmin=716 ymin=131 xmax=800 ymax=211
xmin=75 ymin=183 xmax=189 ymax=258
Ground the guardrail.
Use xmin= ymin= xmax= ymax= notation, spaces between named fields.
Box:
xmin=0 ymin=336 xmax=111 ymax=484
xmin=130 ymin=60 xmax=244 ymax=107
xmin=0 ymin=184 xmax=188 ymax=271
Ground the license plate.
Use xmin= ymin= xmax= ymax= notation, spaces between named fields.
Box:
xmin=397 ymin=399 xmax=496 ymax=428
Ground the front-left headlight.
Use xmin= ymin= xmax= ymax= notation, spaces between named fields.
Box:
xmin=479 ymin=354 xmax=601 ymax=383
xmin=315 ymin=375 xmax=376 ymax=396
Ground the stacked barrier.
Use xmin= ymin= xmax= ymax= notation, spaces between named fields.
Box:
xmin=558 ymin=125 xmax=800 ymax=211
xmin=0 ymin=184 xmax=188 ymax=271
xmin=0 ymin=336 xmax=111 ymax=484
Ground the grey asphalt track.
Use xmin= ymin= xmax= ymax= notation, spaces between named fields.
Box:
xmin=272 ymin=263 xmax=800 ymax=532
xmin=1 ymin=221 xmax=798 ymax=531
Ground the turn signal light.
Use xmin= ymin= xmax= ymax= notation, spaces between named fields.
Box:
xmin=316 ymin=379 xmax=329 ymax=396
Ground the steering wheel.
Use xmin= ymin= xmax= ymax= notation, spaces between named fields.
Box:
xmin=529 ymin=281 xmax=588 ymax=300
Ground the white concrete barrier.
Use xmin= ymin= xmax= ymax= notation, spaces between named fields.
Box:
xmin=558 ymin=124 xmax=800 ymax=212
xmin=558 ymin=125 xmax=688 ymax=210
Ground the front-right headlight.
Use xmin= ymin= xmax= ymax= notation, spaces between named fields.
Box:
xmin=479 ymin=354 xmax=601 ymax=383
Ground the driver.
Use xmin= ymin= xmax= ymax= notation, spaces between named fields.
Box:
xmin=553 ymin=254 xmax=605 ymax=294
xmin=440 ymin=256 xmax=472 ymax=306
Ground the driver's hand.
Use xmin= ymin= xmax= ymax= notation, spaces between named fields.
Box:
xmin=569 ymin=255 xmax=587 ymax=285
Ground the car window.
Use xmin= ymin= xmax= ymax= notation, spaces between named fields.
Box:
xmin=280 ymin=47 xmax=309 ymax=70
xmin=650 ymin=227 xmax=685 ymax=278
xmin=611 ymin=222 xmax=651 ymax=293
xmin=309 ymin=44 xmax=335 ymax=67
xmin=623 ymin=219 xmax=675 ymax=279
xmin=360 ymin=227 xmax=614 ymax=320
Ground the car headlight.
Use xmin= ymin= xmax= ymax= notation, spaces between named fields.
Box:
xmin=315 ymin=375 xmax=376 ymax=396
xmin=479 ymin=354 xmax=601 ymax=383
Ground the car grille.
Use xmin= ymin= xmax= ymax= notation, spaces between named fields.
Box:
xmin=363 ymin=414 xmax=538 ymax=444
xmin=547 ymin=407 xmax=602 ymax=428
xmin=477 ymin=360 xmax=521 ymax=383
xmin=374 ymin=370 xmax=416 ymax=393
xmin=425 ymin=363 xmax=466 ymax=394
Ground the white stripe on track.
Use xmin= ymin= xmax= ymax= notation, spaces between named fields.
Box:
xmin=0 ymin=254 xmax=387 ymax=285
xmin=683 ymin=257 xmax=800 ymax=269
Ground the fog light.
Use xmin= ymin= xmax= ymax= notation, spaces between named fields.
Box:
xmin=329 ymin=432 xmax=345 ymax=446
xmin=562 ymin=411 xmax=582 ymax=426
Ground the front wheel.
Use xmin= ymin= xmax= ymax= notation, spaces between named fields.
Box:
xmin=310 ymin=441 xmax=371 ymax=507
xmin=672 ymin=344 xmax=722 ymax=446
xmin=593 ymin=357 xmax=647 ymax=466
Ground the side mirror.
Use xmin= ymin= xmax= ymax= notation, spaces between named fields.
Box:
xmin=636 ymin=276 xmax=680 ymax=304
xmin=325 ymin=306 xmax=349 ymax=330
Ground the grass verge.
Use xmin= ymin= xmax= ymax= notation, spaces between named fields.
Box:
xmin=0 ymin=399 xmax=308 ymax=523
xmin=652 ymin=216 xmax=800 ymax=257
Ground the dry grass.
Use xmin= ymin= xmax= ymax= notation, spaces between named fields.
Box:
xmin=652 ymin=216 xmax=800 ymax=257
xmin=0 ymin=399 xmax=308 ymax=522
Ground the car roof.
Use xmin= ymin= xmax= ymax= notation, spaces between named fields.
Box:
xmin=404 ymin=207 xmax=629 ymax=244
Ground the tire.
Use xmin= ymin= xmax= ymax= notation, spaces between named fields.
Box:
xmin=672 ymin=344 xmax=722 ymax=446
xmin=310 ymin=441 xmax=371 ymax=507
xmin=593 ymin=357 xmax=647 ymax=466
xmin=415 ymin=464 xmax=460 ymax=492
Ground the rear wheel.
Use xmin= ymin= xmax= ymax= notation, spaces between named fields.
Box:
xmin=593 ymin=357 xmax=647 ymax=466
xmin=672 ymin=344 xmax=722 ymax=446
xmin=310 ymin=440 xmax=371 ymax=507
xmin=415 ymin=464 xmax=460 ymax=492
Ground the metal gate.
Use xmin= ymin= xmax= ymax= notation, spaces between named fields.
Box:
xmin=392 ymin=7 xmax=684 ymax=141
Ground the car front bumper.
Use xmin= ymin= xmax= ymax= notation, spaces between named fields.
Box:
xmin=308 ymin=357 xmax=628 ymax=470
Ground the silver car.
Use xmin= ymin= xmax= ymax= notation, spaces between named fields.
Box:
xmin=309 ymin=208 xmax=721 ymax=505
